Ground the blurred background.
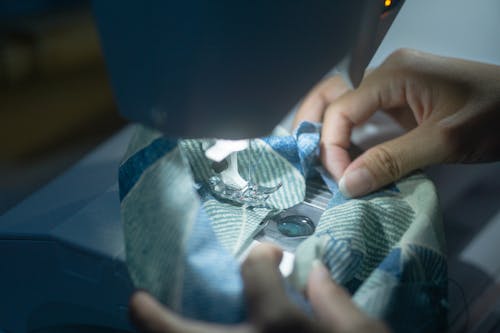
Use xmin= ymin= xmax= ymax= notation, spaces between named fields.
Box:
xmin=0 ymin=0 xmax=125 ymax=214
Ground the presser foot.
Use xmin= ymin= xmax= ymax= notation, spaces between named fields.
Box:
xmin=205 ymin=140 xmax=281 ymax=207
xmin=208 ymin=175 xmax=281 ymax=207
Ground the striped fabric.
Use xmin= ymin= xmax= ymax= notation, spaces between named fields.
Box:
xmin=119 ymin=122 xmax=447 ymax=332
xmin=315 ymin=197 xmax=415 ymax=280
xmin=202 ymin=199 xmax=268 ymax=256
xmin=178 ymin=137 xmax=305 ymax=256
xmin=121 ymin=147 xmax=199 ymax=309
xmin=289 ymin=173 xmax=448 ymax=332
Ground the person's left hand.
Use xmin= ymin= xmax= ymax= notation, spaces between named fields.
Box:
xmin=129 ymin=244 xmax=390 ymax=333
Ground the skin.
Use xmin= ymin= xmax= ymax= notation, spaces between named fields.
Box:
xmin=129 ymin=49 xmax=500 ymax=332
xmin=129 ymin=244 xmax=389 ymax=333
xmin=294 ymin=49 xmax=500 ymax=197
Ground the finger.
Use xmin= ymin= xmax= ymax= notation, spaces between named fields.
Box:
xmin=241 ymin=244 xmax=296 ymax=323
xmin=319 ymin=71 xmax=416 ymax=183
xmin=293 ymin=75 xmax=350 ymax=129
xmin=339 ymin=124 xmax=448 ymax=197
xmin=320 ymin=99 xmax=356 ymax=181
xmin=129 ymin=291 xmax=251 ymax=333
xmin=306 ymin=261 xmax=366 ymax=331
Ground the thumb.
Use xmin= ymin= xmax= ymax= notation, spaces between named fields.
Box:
xmin=307 ymin=262 xmax=391 ymax=332
xmin=339 ymin=125 xmax=446 ymax=197
xmin=306 ymin=261 xmax=366 ymax=331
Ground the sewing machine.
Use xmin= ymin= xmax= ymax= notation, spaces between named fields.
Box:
xmin=95 ymin=0 xmax=404 ymax=205
xmin=0 ymin=1 xmax=404 ymax=332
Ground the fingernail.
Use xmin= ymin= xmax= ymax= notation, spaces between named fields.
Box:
xmin=311 ymin=259 xmax=330 ymax=282
xmin=339 ymin=167 xmax=375 ymax=198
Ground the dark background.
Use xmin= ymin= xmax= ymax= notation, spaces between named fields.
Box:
xmin=0 ymin=0 xmax=126 ymax=214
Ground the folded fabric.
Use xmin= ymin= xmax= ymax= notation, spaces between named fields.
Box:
xmin=118 ymin=122 xmax=448 ymax=332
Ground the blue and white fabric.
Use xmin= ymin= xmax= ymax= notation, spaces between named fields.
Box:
xmin=118 ymin=122 xmax=448 ymax=332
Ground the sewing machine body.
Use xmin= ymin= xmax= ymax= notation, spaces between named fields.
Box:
xmin=94 ymin=0 xmax=403 ymax=139
xmin=0 ymin=139 xmax=135 ymax=332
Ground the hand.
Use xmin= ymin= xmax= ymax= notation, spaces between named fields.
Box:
xmin=129 ymin=244 xmax=389 ymax=333
xmin=294 ymin=49 xmax=500 ymax=197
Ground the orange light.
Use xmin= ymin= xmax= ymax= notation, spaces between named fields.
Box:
xmin=385 ymin=0 xmax=392 ymax=7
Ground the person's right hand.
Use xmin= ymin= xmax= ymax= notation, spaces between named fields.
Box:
xmin=294 ymin=49 xmax=500 ymax=197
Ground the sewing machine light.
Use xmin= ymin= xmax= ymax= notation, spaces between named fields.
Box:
xmin=205 ymin=139 xmax=249 ymax=163
xmin=383 ymin=0 xmax=401 ymax=13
